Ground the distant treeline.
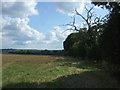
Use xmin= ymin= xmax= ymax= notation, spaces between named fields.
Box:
xmin=1 ymin=49 xmax=64 ymax=55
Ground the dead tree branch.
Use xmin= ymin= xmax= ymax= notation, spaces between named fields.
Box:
xmin=61 ymin=5 xmax=108 ymax=33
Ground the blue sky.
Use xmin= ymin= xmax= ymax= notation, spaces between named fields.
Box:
xmin=1 ymin=1 xmax=109 ymax=50
xmin=28 ymin=2 xmax=74 ymax=34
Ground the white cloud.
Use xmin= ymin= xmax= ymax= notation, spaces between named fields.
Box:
xmin=1 ymin=1 xmax=45 ymax=49
xmin=1 ymin=16 xmax=72 ymax=49
xmin=2 ymin=0 xmax=38 ymax=17
xmin=25 ymin=41 xmax=32 ymax=44
xmin=38 ymin=26 xmax=72 ymax=50
xmin=1 ymin=1 xmax=75 ymax=50
xmin=1 ymin=17 xmax=45 ymax=48
xmin=43 ymin=26 xmax=72 ymax=44
xmin=55 ymin=1 xmax=90 ymax=16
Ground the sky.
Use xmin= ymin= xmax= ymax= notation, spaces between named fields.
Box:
xmin=0 ymin=0 xmax=109 ymax=50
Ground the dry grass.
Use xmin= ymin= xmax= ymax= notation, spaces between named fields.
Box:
xmin=2 ymin=54 xmax=120 ymax=88
xmin=2 ymin=54 xmax=54 ymax=66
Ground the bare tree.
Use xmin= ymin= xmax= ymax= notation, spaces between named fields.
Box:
xmin=62 ymin=5 xmax=108 ymax=33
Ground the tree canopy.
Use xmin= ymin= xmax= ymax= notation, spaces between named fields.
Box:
xmin=63 ymin=2 xmax=120 ymax=69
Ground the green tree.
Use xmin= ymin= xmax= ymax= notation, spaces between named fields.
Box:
xmin=92 ymin=2 xmax=120 ymax=66
xmin=63 ymin=5 xmax=107 ymax=60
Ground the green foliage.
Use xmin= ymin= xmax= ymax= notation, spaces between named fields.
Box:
xmin=63 ymin=31 xmax=88 ymax=58
xmin=98 ymin=2 xmax=120 ymax=66
xmin=63 ymin=2 xmax=120 ymax=69
xmin=2 ymin=49 xmax=64 ymax=56
xmin=64 ymin=26 xmax=102 ymax=60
